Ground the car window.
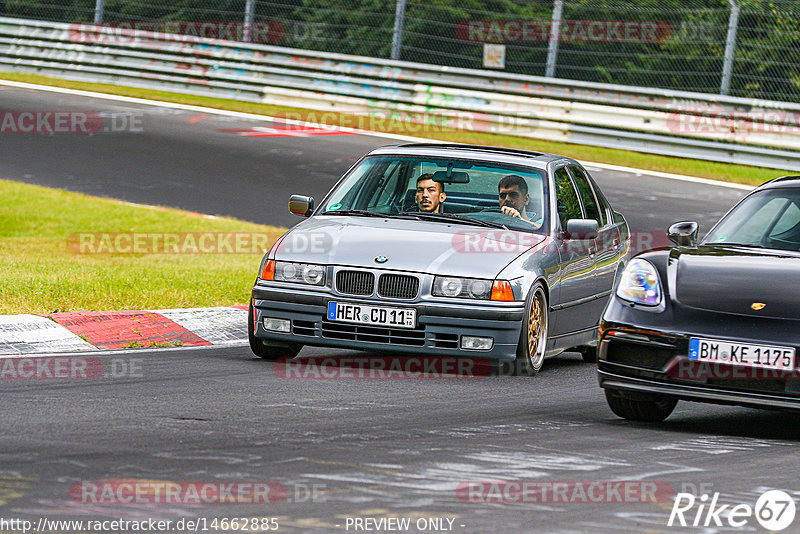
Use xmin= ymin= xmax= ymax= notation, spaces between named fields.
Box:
xmin=329 ymin=158 xmax=397 ymax=210
xmin=365 ymin=160 xmax=407 ymax=210
xmin=710 ymin=197 xmax=787 ymax=244
xmin=704 ymin=188 xmax=800 ymax=250
xmin=320 ymin=156 xmax=548 ymax=233
xmin=767 ymin=200 xmax=800 ymax=248
xmin=598 ymin=195 xmax=612 ymax=226
xmin=568 ymin=165 xmax=603 ymax=226
xmin=554 ymin=167 xmax=582 ymax=230
xmin=769 ymin=201 xmax=800 ymax=235
xmin=586 ymin=170 xmax=618 ymax=225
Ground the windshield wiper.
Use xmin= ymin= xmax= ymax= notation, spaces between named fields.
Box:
xmin=323 ymin=209 xmax=509 ymax=229
xmin=322 ymin=209 xmax=384 ymax=217
xmin=322 ymin=209 xmax=419 ymax=220
xmin=401 ymin=211 xmax=508 ymax=229
xmin=713 ymin=242 xmax=765 ymax=248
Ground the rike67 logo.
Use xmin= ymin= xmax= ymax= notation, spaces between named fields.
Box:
xmin=668 ymin=490 xmax=796 ymax=531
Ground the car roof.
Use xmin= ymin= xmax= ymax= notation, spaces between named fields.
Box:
xmin=365 ymin=143 xmax=574 ymax=170
xmin=759 ymin=175 xmax=800 ymax=190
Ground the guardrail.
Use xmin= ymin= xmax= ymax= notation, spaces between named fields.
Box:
xmin=2 ymin=17 xmax=800 ymax=171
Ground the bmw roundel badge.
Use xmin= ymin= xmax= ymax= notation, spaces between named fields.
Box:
xmin=375 ymin=256 xmax=388 ymax=264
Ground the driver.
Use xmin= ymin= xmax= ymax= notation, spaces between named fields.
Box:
xmin=498 ymin=174 xmax=535 ymax=222
xmin=415 ymin=174 xmax=446 ymax=213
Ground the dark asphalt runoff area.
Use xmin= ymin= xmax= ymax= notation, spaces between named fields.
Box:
xmin=3 ymin=83 xmax=799 ymax=533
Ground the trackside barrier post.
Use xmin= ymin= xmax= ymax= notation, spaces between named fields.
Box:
xmin=93 ymin=0 xmax=104 ymax=25
xmin=545 ymin=0 xmax=563 ymax=78
xmin=391 ymin=0 xmax=407 ymax=61
xmin=243 ymin=0 xmax=255 ymax=43
xmin=720 ymin=0 xmax=740 ymax=96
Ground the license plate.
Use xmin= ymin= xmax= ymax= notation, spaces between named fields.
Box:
xmin=689 ymin=337 xmax=796 ymax=371
xmin=327 ymin=301 xmax=416 ymax=329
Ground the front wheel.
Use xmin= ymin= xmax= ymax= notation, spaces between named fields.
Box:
xmin=604 ymin=389 xmax=677 ymax=422
xmin=248 ymin=300 xmax=302 ymax=360
xmin=514 ymin=283 xmax=548 ymax=376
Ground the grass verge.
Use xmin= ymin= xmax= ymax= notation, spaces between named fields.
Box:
xmin=0 ymin=179 xmax=284 ymax=315
xmin=0 ymin=71 xmax=789 ymax=187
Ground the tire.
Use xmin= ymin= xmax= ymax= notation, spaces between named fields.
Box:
xmin=579 ymin=346 xmax=597 ymax=363
xmin=514 ymin=282 xmax=549 ymax=376
xmin=604 ymin=389 xmax=677 ymax=422
xmin=248 ymin=300 xmax=302 ymax=360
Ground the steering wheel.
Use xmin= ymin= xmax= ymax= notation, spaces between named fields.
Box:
xmin=479 ymin=206 xmax=503 ymax=213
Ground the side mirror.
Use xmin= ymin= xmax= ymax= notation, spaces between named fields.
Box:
xmin=668 ymin=221 xmax=698 ymax=247
xmin=288 ymin=195 xmax=314 ymax=217
xmin=565 ymin=219 xmax=599 ymax=240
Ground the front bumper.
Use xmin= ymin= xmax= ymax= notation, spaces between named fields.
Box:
xmin=252 ymin=285 xmax=525 ymax=361
xmin=597 ymin=296 xmax=800 ymax=411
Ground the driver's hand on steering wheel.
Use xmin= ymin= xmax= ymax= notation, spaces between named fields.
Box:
xmin=500 ymin=205 xmax=522 ymax=218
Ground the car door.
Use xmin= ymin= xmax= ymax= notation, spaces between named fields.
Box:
xmin=567 ymin=164 xmax=623 ymax=319
xmin=551 ymin=166 xmax=598 ymax=334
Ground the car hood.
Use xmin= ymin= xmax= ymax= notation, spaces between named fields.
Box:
xmin=274 ymin=215 xmax=546 ymax=278
xmin=671 ymin=245 xmax=800 ymax=319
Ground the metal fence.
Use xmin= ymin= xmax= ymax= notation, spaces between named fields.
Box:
xmin=3 ymin=0 xmax=799 ymax=103
xmin=3 ymin=16 xmax=800 ymax=171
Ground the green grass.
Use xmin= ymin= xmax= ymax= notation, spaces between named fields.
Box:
xmin=0 ymin=179 xmax=285 ymax=315
xmin=0 ymin=71 xmax=789 ymax=187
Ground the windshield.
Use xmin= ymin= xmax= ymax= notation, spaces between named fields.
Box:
xmin=319 ymin=155 xmax=548 ymax=233
xmin=704 ymin=187 xmax=800 ymax=251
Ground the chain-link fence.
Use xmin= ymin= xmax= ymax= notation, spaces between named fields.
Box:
xmin=3 ymin=0 xmax=799 ymax=103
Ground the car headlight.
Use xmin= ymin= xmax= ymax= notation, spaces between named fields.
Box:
xmin=272 ymin=261 xmax=326 ymax=286
xmin=433 ymin=276 xmax=514 ymax=301
xmin=616 ymin=259 xmax=663 ymax=306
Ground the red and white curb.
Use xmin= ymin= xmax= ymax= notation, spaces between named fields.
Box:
xmin=0 ymin=306 xmax=248 ymax=355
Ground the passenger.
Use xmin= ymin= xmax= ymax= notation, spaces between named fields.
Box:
xmin=415 ymin=174 xmax=446 ymax=213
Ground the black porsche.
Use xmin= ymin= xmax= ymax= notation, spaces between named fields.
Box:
xmin=598 ymin=176 xmax=800 ymax=421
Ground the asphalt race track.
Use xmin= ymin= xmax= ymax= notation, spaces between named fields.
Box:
xmin=0 ymin=83 xmax=743 ymax=230
xmin=3 ymin=83 xmax=799 ymax=533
